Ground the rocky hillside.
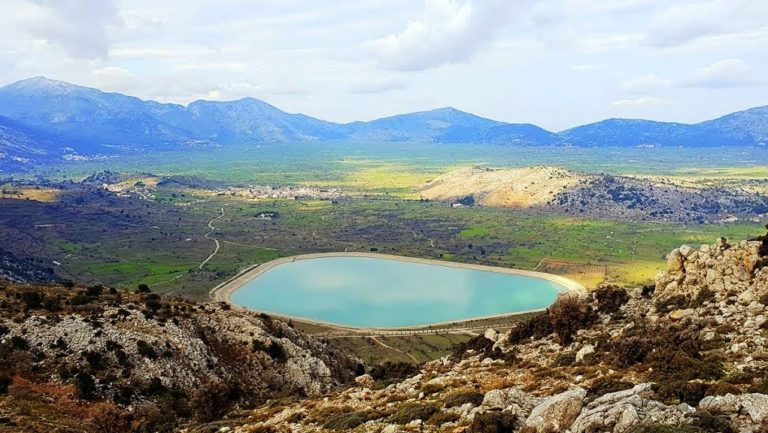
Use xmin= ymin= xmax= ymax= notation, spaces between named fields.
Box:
xmin=0 ymin=283 xmax=361 ymax=432
xmin=217 ymin=233 xmax=768 ymax=433
xmin=420 ymin=166 xmax=768 ymax=223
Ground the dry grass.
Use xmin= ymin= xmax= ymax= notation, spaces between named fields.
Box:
xmin=0 ymin=186 xmax=60 ymax=202
xmin=538 ymin=259 xmax=607 ymax=289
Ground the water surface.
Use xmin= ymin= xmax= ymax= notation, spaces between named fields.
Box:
xmin=231 ymin=256 xmax=565 ymax=327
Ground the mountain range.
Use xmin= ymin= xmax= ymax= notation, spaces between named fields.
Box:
xmin=0 ymin=76 xmax=766 ymax=170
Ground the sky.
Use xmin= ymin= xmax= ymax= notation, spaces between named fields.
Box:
xmin=0 ymin=0 xmax=766 ymax=131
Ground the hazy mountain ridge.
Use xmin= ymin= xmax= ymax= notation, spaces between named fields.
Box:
xmin=0 ymin=114 xmax=64 ymax=167
xmin=0 ymin=77 xmax=766 ymax=168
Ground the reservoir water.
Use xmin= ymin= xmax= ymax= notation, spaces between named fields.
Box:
xmin=230 ymin=256 xmax=567 ymax=328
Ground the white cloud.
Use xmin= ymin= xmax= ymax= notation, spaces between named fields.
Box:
xmin=25 ymin=0 xmax=122 ymax=58
xmin=350 ymin=79 xmax=408 ymax=94
xmin=578 ymin=33 xmax=644 ymax=52
xmin=645 ymin=0 xmax=768 ymax=48
xmin=621 ymin=74 xmax=671 ymax=93
xmin=91 ymin=66 xmax=136 ymax=91
xmin=0 ymin=0 xmax=766 ymax=130
xmin=366 ymin=0 xmax=514 ymax=71
xmin=612 ymin=96 xmax=675 ymax=108
xmin=570 ymin=64 xmax=603 ymax=72
xmin=687 ymin=58 xmax=758 ymax=88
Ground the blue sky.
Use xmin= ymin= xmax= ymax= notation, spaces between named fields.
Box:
xmin=0 ymin=0 xmax=766 ymax=130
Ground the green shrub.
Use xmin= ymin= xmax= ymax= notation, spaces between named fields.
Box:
xmin=647 ymin=350 xmax=723 ymax=382
xmin=453 ymin=333 xmax=495 ymax=358
xmin=189 ymin=381 xmax=233 ymax=423
xmin=136 ymin=340 xmax=157 ymax=359
xmin=689 ymin=411 xmax=737 ymax=433
xmin=610 ymin=336 xmax=653 ymax=367
xmin=0 ymin=373 xmax=11 ymax=394
xmin=548 ymin=295 xmax=597 ymax=346
xmin=43 ymin=296 xmax=61 ymax=312
xmin=655 ymin=295 xmax=689 ymax=313
xmin=508 ymin=312 xmax=553 ymax=344
xmin=420 ymin=383 xmax=444 ymax=395
xmin=705 ymin=381 xmax=741 ymax=397
xmin=467 ymin=410 xmax=517 ymax=433
xmin=9 ymin=336 xmax=28 ymax=350
xmin=322 ymin=411 xmax=382 ymax=430
xmin=587 ymin=376 xmax=634 ymax=399
xmin=388 ymin=402 xmax=439 ymax=424
xmin=553 ymin=351 xmax=577 ymax=367
xmin=85 ymin=284 xmax=104 ymax=297
xmin=73 ymin=372 xmax=97 ymax=400
xmin=369 ymin=362 xmax=420 ymax=381
xmin=641 ymin=284 xmax=655 ymax=297
xmin=443 ymin=390 xmax=485 ymax=408
xmin=594 ymin=286 xmax=630 ymax=314
xmin=81 ymin=350 xmax=104 ymax=370
xmin=427 ymin=411 xmax=460 ymax=425
xmin=21 ymin=291 xmax=43 ymax=310
xmin=70 ymin=293 xmax=94 ymax=305
xmin=251 ymin=339 xmax=288 ymax=363
xmin=748 ymin=380 xmax=768 ymax=394
xmin=653 ymin=380 xmax=708 ymax=406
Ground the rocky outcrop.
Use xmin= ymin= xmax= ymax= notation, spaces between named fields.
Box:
xmin=571 ymin=384 xmax=693 ymax=433
xmin=482 ymin=386 xmax=538 ymax=416
xmin=655 ymin=238 xmax=768 ymax=303
xmin=2 ymin=302 xmax=356 ymax=400
xmin=699 ymin=393 xmax=768 ymax=433
xmin=0 ymin=283 xmax=360 ymax=432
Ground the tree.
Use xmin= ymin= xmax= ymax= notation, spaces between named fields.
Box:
xmin=136 ymin=284 xmax=151 ymax=293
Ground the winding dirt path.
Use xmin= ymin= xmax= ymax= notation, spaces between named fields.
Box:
xmin=199 ymin=208 xmax=225 ymax=270
xmin=370 ymin=336 xmax=419 ymax=362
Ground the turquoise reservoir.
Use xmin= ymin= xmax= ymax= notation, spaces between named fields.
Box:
xmin=230 ymin=256 xmax=566 ymax=328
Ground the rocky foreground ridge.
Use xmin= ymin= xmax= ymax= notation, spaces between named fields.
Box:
xmin=0 ymin=284 xmax=360 ymax=432
xmin=218 ymin=234 xmax=768 ymax=433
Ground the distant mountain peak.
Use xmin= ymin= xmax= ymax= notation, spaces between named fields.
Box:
xmin=5 ymin=76 xmax=77 ymax=92
xmin=430 ymin=106 xmax=462 ymax=113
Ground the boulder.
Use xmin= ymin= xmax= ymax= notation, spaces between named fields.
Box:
xmin=482 ymin=387 xmax=537 ymax=417
xmin=524 ymin=387 xmax=585 ymax=433
xmin=699 ymin=393 xmax=768 ymax=431
xmin=575 ymin=345 xmax=594 ymax=363
xmin=355 ymin=374 xmax=374 ymax=388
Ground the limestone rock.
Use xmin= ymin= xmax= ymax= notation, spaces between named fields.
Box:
xmin=355 ymin=374 xmax=374 ymax=388
xmin=570 ymin=384 xmax=692 ymax=433
xmin=575 ymin=344 xmax=594 ymax=363
xmin=524 ymin=387 xmax=585 ymax=433
xmin=699 ymin=393 xmax=768 ymax=432
xmin=482 ymin=387 xmax=537 ymax=417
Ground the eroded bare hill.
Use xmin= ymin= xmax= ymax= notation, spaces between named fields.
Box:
xmin=420 ymin=166 xmax=768 ymax=223
xmin=420 ymin=166 xmax=587 ymax=208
